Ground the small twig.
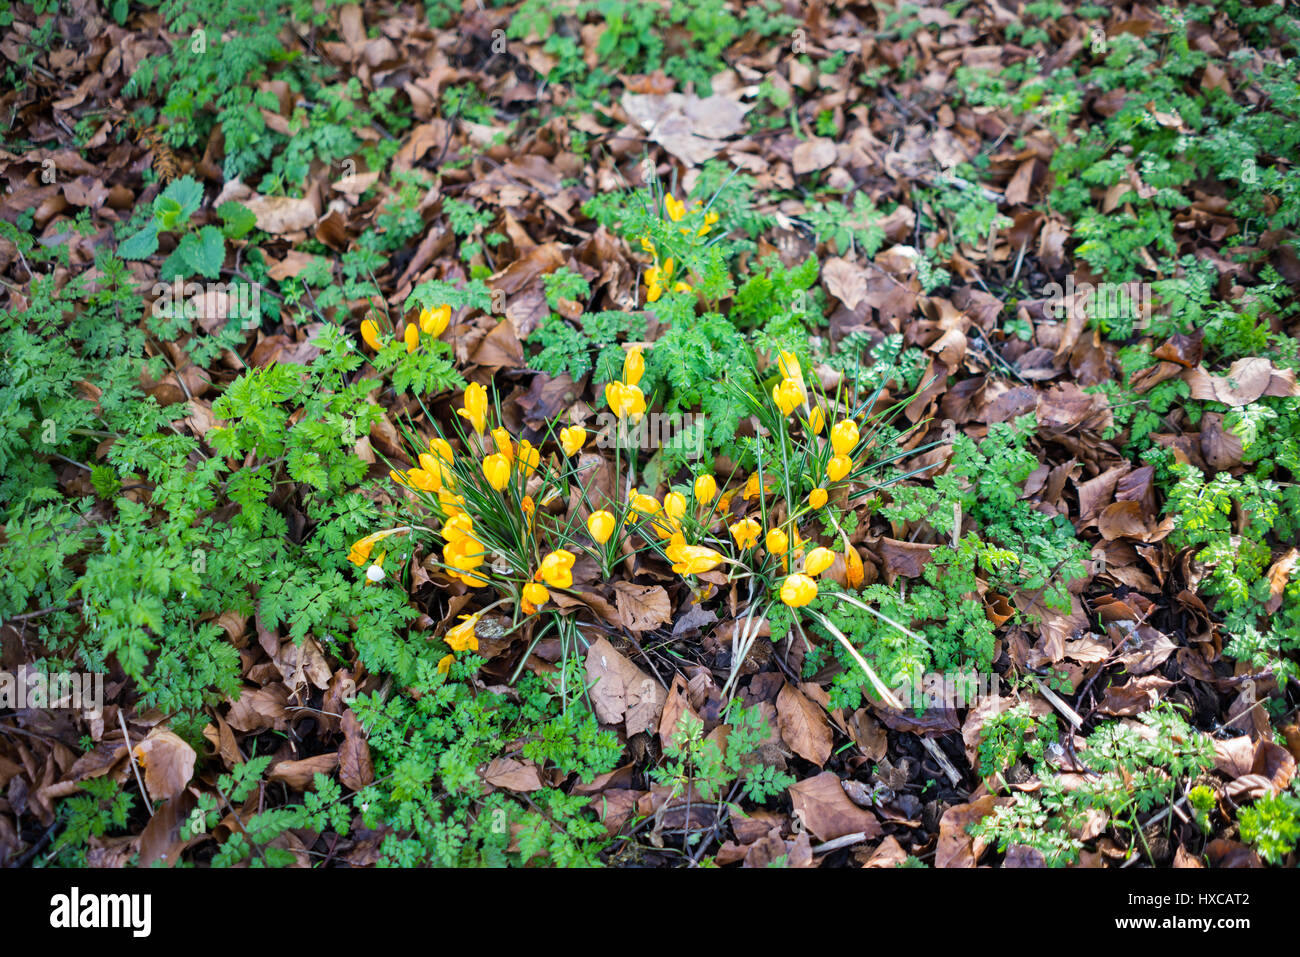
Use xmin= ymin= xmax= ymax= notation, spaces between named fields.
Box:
xmin=1029 ymin=674 xmax=1084 ymax=730
xmin=8 ymin=599 xmax=83 ymax=622
xmin=50 ymin=452 xmax=92 ymax=472
xmin=688 ymin=781 xmax=743 ymax=866
xmin=919 ymin=737 xmax=963 ymax=788
xmin=1010 ymin=237 xmax=1029 ymax=285
xmin=811 ymin=831 xmax=870 ymax=855
xmin=619 ymin=630 xmax=668 ymax=691
xmin=283 ymin=706 xmax=344 ymax=719
xmin=1145 ymin=791 xmax=1191 ymax=829
xmin=13 ymin=820 xmax=60 ymax=868
xmin=118 ymin=710 xmax=154 ymax=818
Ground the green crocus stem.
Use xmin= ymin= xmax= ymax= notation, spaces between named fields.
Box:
xmin=830 ymin=591 xmax=929 ymax=647
xmin=805 ymin=608 xmax=903 ymax=709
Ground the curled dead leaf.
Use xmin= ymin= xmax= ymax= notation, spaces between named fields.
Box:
xmin=132 ymin=728 xmax=197 ymax=803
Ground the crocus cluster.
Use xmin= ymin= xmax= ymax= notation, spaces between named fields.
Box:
xmin=345 ymin=380 xmax=605 ymax=671
xmin=605 ymin=346 xmax=647 ymax=422
xmin=641 ymin=192 xmax=714 ymax=303
xmin=348 ymin=341 xmax=873 ymax=678
xmin=360 ymin=304 xmax=450 ymax=353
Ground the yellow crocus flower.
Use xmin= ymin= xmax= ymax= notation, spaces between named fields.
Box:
xmin=808 ymin=406 xmax=825 ymax=435
xmin=560 ymin=426 xmax=586 ymax=457
xmin=521 ymin=581 xmax=549 ymax=614
xmin=406 ymin=468 xmax=439 ymax=492
xmin=535 ymin=549 xmax=576 ymax=589
xmin=778 ymin=350 xmax=806 ymax=398
xmin=457 ymin=382 xmax=488 ymax=435
xmin=845 ymin=546 xmax=865 ymax=589
xmin=605 ymin=381 xmax=646 ymax=422
xmin=348 ymin=527 xmax=412 ymax=568
xmin=831 ymin=420 xmax=859 ymax=457
xmin=623 ymin=346 xmax=644 ymax=387
xmin=482 ymin=453 xmax=510 ymax=491
xmin=429 ymin=437 xmax=454 ymax=464
xmin=516 ymin=439 xmax=540 ymax=476
xmin=772 ymin=377 xmax=802 ymax=416
xmin=492 ymin=427 xmax=514 ymax=463
xmin=743 ymin=473 xmax=773 ymax=501
xmin=780 ymin=573 xmax=817 ymax=607
xmin=804 ymin=547 xmax=835 ymax=576
xmin=671 ymin=544 xmax=726 ymax=576
xmin=442 ymin=512 xmax=475 ymax=543
xmin=730 ymin=517 xmax=761 ymax=549
xmin=587 ymin=510 xmax=615 ymax=544
xmin=420 ymin=304 xmax=451 ymax=337
xmin=445 ymin=613 xmax=480 ymax=652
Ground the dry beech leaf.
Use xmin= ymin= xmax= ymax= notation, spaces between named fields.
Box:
xmin=787 ymin=771 xmax=882 ymax=842
xmin=138 ymin=790 xmax=198 ymax=868
xmin=776 ymin=683 xmax=833 ymax=767
xmin=792 ymin=137 xmax=837 ymax=175
xmin=201 ymin=715 xmax=243 ymax=770
xmin=241 ymin=193 xmax=320 ymax=235
xmin=268 ymin=753 xmax=338 ymax=790
xmin=822 ymin=257 xmax=868 ymax=311
xmin=483 ymin=757 xmax=545 ymax=792
xmin=862 ymin=835 xmax=910 ymax=868
xmin=225 ymin=684 xmax=289 ymax=733
xmin=339 ymin=709 xmax=374 ymax=792
xmin=1213 ymin=735 xmax=1257 ymax=778
xmin=611 ymin=582 xmax=672 ymax=633
xmin=658 ymin=673 xmax=698 ymax=744
xmin=1098 ymin=675 xmax=1174 ymax=716
xmin=1097 ymin=501 xmax=1150 ymax=541
xmin=132 ymin=728 xmax=196 ymax=803
xmin=584 ymin=636 xmax=666 ymax=736
xmin=1183 ymin=357 xmax=1300 ymax=407
xmin=1265 ymin=548 xmax=1298 ymax=614
xmin=936 ymin=795 xmax=1002 ymax=868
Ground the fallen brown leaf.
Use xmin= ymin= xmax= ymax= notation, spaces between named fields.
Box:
xmin=787 ymin=771 xmax=882 ymax=842
xmin=776 ymin=682 xmax=834 ymax=767
xmin=132 ymin=728 xmax=196 ymax=803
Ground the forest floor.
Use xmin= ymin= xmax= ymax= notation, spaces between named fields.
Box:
xmin=2 ymin=0 xmax=1300 ymax=869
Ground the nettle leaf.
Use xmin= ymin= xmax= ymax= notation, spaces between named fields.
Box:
xmin=155 ymin=175 xmax=204 ymax=230
xmin=178 ymin=225 xmax=227 ymax=279
xmin=119 ymin=222 xmax=159 ymax=260
xmin=159 ymin=248 xmax=191 ymax=281
xmin=218 ymin=200 xmax=257 ymax=240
